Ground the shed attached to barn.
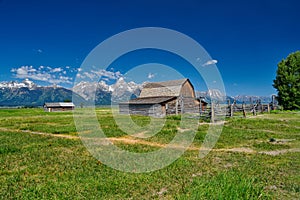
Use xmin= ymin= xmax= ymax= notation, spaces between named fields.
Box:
xmin=119 ymin=79 xmax=200 ymax=117
xmin=44 ymin=102 xmax=75 ymax=112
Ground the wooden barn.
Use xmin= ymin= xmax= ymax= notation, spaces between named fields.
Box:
xmin=43 ymin=102 xmax=75 ymax=112
xmin=119 ymin=79 xmax=200 ymax=117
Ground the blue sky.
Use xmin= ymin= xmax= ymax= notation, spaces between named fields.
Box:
xmin=0 ymin=0 xmax=299 ymax=96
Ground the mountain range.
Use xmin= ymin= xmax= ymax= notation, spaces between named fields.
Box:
xmin=0 ymin=79 xmax=273 ymax=107
xmin=72 ymin=77 xmax=142 ymax=105
xmin=0 ymin=79 xmax=85 ymax=107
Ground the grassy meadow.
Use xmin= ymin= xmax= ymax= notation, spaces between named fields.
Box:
xmin=0 ymin=108 xmax=299 ymax=199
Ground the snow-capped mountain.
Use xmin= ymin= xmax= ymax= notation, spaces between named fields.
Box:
xmin=109 ymin=77 xmax=142 ymax=102
xmin=0 ymin=79 xmax=85 ymax=107
xmin=196 ymin=89 xmax=226 ymax=102
xmin=72 ymin=81 xmax=109 ymax=101
xmin=0 ymin=78 xmax=275 ymax=107
xmin=72 ymin=77 xmax=142 ymax=103
xmin=206 ymin=89 xmax=226 ymax=101
xmin=196 ymin=90 xmax=274 ymax=104
xmin=109 ymin=77 xmax=139 ymax=93
xmin=232 ymin=95 xmax=273 ymax=104
xmin=0 ymin=78 xmax=142 ymax=106
xmin=0 ymin=78 xmax=36 ymax=89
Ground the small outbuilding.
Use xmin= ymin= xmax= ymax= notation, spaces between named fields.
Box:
xmin=43 ymin=102 xmax=75 ymax=112
xmin=119 ymin=79 xmax=200 ymax=117
xmin=198 ymin=97 xmax=208 ymax=112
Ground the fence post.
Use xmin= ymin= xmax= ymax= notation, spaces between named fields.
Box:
xmin=272 ymin=95 xmax=276 ymax=110
xmin=242 ymin=103 xmax=246 ymax=118
xmin=227 ymin=100 xmax=230 ymax=107
xmin=200 ymin=100 xmax=203 ymax=116
xmin=211 ymin=102 xmax=215 ymax=123
xmin=230 ymin=104 xmax=234 ymax=117
xmin=175 ymin=99 xmax=178 ymax=115
xmin=181 ymin=95 xmax=184 ymax=115
xmin=267 ymin=104 xmax=270 ymax=113
xmin=253 ymin=104 xmax=256 ymax=116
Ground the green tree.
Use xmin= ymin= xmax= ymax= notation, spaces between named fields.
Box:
xmin=273 ymin=51 xmax=300 ymax=110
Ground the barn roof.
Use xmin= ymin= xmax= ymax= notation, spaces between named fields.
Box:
xmin=143 ymin=79 xmax=188 ymax=88
xmin=44 ymin=102 xmax=75 ymax=108
xmin=120 ymin=96 xmax=176 ymax=105
xmin=139 ymin=78 xmax=191 ymax=98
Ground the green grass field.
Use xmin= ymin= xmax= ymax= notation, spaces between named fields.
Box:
xmin=0 ymin=108 xmax=299 ymax=199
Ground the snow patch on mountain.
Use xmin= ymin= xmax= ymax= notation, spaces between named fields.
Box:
xmin=72 ymin=77 xmax=142 ymax=102
xmin=196 ymin=89 xmax=226 ymax=102
xmin=0 ymin=78 xmax=37 ymax=89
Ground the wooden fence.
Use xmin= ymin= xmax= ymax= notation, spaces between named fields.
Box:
xmin=200 ymin=100 xmax=276 ymax=122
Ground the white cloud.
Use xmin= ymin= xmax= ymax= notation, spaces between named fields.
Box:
xmin=77 ymin=69 xmax=123 ymax=81
xmin=92 ymin=69 xmax=122 ymax=80
xmin=33 ymin=49 xmax=43 ymax=54
xmin=83 ymin=72 xmax=97 ymax=80
xmin=202 ymin=59 xmax=218 ymax=66
xmin=51 ymin=67 xmax=63 ymax=73
xmin=102 ymin=77 xmax=110 ymax=82
xmin=11 ymin=65 xmax=73 ymax=85
xmin=147 ymin=73 xmax=155 ymax=79
xmin=76 ymin=73 xmax=84 ymax=78
xmin=30 ymin=73 xmax=52 ymax=82
xmin=11 ymin=66 xmax=36 ymax=76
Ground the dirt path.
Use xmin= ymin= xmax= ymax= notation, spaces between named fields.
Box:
xmin=259 ymin=148 xmax=300 ymax=155
xmin=108 ymin=137 xmax=166 ymax=148
xmin=1 ymin=127 xmax=299 ymax=155
xmin=0 ymin=127 xmax=79 ymax=139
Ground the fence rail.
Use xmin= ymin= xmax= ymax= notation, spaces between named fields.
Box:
xmin=199 ymin=101 xmax=276 ymax=122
